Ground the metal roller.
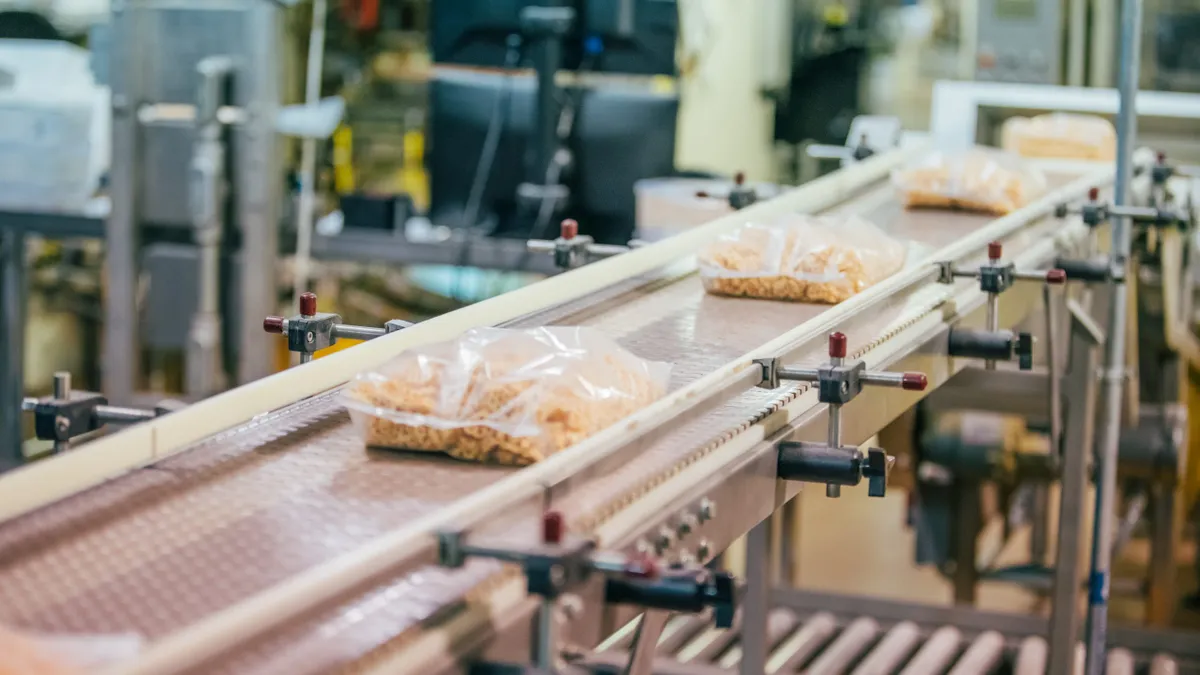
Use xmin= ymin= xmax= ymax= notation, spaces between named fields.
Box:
xmin=1013 ymin=636 xmax=1047 ymax=675
xmin=1106 ymin=648 xmax=1136 ymax=675
xmin=898 ymin=626 xmax=962 ymax=675
xmin=1150 ymin=653 xmax=1179 ymax=675
xmin=947 ymin=630 xmax=1005 ymax=675
xmin=849 ymin=620 xmax=920 ymax=675
xmin=765 ymin=612 xmax=838 ymax=674
xmin=718 ymin=609 xmax=799 ymax=668
xmin=676 ymin=613 xmax=742 ymax=664
xmin=803 ymin=617 xmax=881 ymax=675
xmin=658 ymin=615 xmax=712 ymax=655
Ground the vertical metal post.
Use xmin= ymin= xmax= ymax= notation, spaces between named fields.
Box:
xmin=1047 ymin=302 xmax=1105 ymax=675
xmin=740 ymin=517 xmax=772 ymax=675
xmin=1084 ymin=0 xmax=1142 ymax=670
xmin=951 ymin=482 xmax=980 ymax=605
xmin=827 ymin=352 xmax=844 ymax=498
xmin=51 ymin=372 xmax=71 ymax=454
xmin=104 ymin=0 xmax=142 ymax=404
xmin=985 ymin=250 xmax=1001 ymax=371
xmin=1144 ymin=482 xmax=1180 ymax=626
xmin=622 ymin=611 xmax=669 ymax=675
xmin=0 ymin=226 xmax=26 ymax=468
xmin=236 ymin=1 xmax=283 ymax=385
xmin=534 ymin=599 xmax=557 ymax=670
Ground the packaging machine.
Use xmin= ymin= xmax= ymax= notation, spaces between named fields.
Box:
xmin=4 ymin=137 xmax=1197 ymax=675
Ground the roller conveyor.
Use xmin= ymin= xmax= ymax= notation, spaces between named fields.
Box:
xmin=595 ymin=601 xmax=1195 ymax=675
xmin=0 ymin=151 xmax=1116 ymax=674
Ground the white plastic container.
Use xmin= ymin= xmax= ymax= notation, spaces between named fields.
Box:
xmin=0 ymin=40 xmax=109 ymax=212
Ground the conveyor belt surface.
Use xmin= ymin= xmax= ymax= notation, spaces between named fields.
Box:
xmin=0 ymin=178 xmax=1079 ymax=673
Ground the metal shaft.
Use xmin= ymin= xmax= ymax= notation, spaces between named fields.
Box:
xmin=826 ymin=355 xmax=843 ymax=498
xmin=1084 ymin=0 xmax=1143 ymax=671
xmin=535 ymin=598 xmax=557 ymax=670
xmin=0 ymin=227 xmax=25 ymax=469
xmin=96 ymin=405 xmax=159 ymax=425
xmin=332 ymin=325 xmax=387 ymax=341
xmin=52 ymin=372 xmax=71 ymax=454
xmin=985 ymin=292 xmax=1000 ymax=370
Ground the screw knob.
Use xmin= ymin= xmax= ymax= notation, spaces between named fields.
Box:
xmin=1015 ymin=332 xmax=1035 ymax=371
xmin=987 ymin=241 xmax=1003 ymax=261
xmin=299 ymin=292 xmax=318 ymax=317
xmin=829 ymin=332 xmax=848 ymax=359
xmin=706 ymin=572 xmax=738 ymax=629
xmin=1088 ymin=187 xmax=1100 ymax=202
xmin=263 ymin=316 xmax=285 ymax=334
xmin=863 ymin=448 xmax=890 ymax=498
xmin=734 ymin=171 xmax=745 ymax=186
xmin=542 ymin=510 xmax=565 ymax=545
xmin=560 ymin=218 xmax=579 ymax=240
xmin=1046 ymin=268 xmax=1067 ymax=285
xmin=623 ymin=553 xmax=659 ymax=580
xmin=1157 ymin=151 xmax=1166 ymax=164
xmin=901 ymin=373 xmax=928 ymax=391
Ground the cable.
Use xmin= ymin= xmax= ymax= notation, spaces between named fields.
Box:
xmin=449 ymin=35 xmax=523 ymax=301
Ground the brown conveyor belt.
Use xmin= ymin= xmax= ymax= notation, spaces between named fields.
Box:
xmin=0 ymin=183 xmax=1065 ymax=674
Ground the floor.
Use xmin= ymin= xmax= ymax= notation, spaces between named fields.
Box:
xmin=790 ymin=483 xmax=1200 ymax=630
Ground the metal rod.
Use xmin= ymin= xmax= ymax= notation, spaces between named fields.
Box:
xmin=985 ymin=293 xmax=1000 ymax=371
xmin=52 ymin=372 xmax=71 ymax=454
xmin=826 ymin=354 xmax=843 ymax=499
xmin=96 ymin=405 xmax=158 ymax=425
xmin=332 ymin=325 xmax=387 ymax=342
xmin=849 ymin=621 xmax=920 ymax=675
xmin=1084 ymin=0 xmax=1142 ymax=670
xmin=1110 ymin=490 xmax=1146 ymax=557
xmin=898 ymin=626 xmax=961 ymax=675
xmin=291 ymin=0 xmax=329 ymax=321
xmin=803 ymin=617 xmax=879 ymax=675
xmin=0 ymin=227 xmax=25 ymax=468
xmin=740 ymin=518 xmax=771 ymax=675
xmin=776 ymin=367 xmax=820 ymax=382
xmin=534 ymin=598 xmax=557 ymax=670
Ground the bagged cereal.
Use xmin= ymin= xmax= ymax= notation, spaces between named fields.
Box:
xmin=1001 ymin=113 xmax=1116 ymax=161
xmin=698 ymin=214 xmax=908 ymax=304
xmin=893 ymin=149 xmax=1047 ymax=215
xmin=343 ymin=327 xmax=671 ymax=465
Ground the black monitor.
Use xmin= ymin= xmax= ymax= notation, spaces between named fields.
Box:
xmin=430 ymin=0 xmax=678 ymax=76
xmin=428 ymin=69 xmax=678 ymax=244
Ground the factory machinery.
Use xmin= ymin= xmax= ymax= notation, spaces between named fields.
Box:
xmin=2 ymin=132 xmax=1200 ymax=675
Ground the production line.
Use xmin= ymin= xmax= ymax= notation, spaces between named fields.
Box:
xmin=5 ymin=142 xmax=1195 ymax=675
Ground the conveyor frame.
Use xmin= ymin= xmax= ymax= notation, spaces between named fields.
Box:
xmin=0 ymin=149 xmax=1116 ymax=675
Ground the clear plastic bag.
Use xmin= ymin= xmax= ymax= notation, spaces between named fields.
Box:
xmin=0 ymin=627 xmax=142 ymax=674
xmin=698 ymin=214 xmax=909 ymax=304
xmin=892 ymin=149 xmax=1047 ymax=215
xmin=1001 ymin=113 xmax=1116 ymax=161
xmin=342 ymin=327 xmax=672 ymax=465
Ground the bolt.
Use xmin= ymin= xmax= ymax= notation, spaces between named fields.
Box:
xmin=306 ymin=331 xmax=315 ymax=344
xmin=55 ymin=417 xmax=69 ymax=437
xmin=697 ymin=498 xmax=717 ymax=522
xmin=548 ymin=564 xmax=565 ymax=589
xmin=840 ymin=381 xmax=849 ymax=394
xmin=828 ymin=332 xmax=848 ymax=358
xmin=655 ymin=526 xmax=675 ymax=554
xmin=559 ymin=594 xmax=583 ymax=621
xmin=697 ymin=539 xmax=712 ymax=560
xmin=560 ymin=219 xmax=579 ymax=240
xmin=677 ymin=514 xmax=699 ymax=539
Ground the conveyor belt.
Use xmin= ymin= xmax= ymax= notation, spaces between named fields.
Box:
xmin=0 ymin=177 xmax=1081 ymax=673
xmin=594 ymin=607 xmax=1192 ymax=675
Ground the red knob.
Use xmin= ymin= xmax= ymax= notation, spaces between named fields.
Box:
xmin=987 ymin=241 xmax=1002 ymax=261
xmin=1046 ymin=268 xmax=1067 ymax=285
xmin=542 ymin=510 xmax=564 ymax=545
xmin=299 ymin=292 xmax=317 ymax=317
xmin=1157 ymin=151 xmax=1166 ymax=164
xmin=1088 ymin=187 xmax=1100 ymax=201
xmin=829 ymin=332 xmax=848 ymax=359
xmin=734 ymin=171 xmax=746 ymax=186
xmin=902 ymin=373 xmax=928 ymax=391
xmin=695 ymin=190 xmax=711 ymax=199
xmin=263 ymin=316 xmax=285 ymax=334
xmin=624 ymin=554 xmax=659 ymax=580
xmin=560 ymin=219 xmax=579 ymax=240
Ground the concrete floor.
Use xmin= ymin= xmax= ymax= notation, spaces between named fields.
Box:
xmin=790 ymin=484 xmax=1200 ymax=630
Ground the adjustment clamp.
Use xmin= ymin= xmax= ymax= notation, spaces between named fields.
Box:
xmin=695 ymin=171 xmax=761 ymax=211
xmin=526 ymin=219 xmax=646 ymax=271
xmin=1055 ymin=186 xmax=1188 ymax=231
xmin=756 ymin=332 xmax=926 ymax=498
xmin=263 ymin=291 xmax=413 ymax=365
xmin=22 ymin=372 xmax=175 ymax=453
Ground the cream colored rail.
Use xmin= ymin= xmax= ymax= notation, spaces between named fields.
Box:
xmin=0 ymin=147 xmax=923 ymax=524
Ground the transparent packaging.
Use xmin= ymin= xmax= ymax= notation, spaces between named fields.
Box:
xmin=342 ymin=327 xmax=671 ymax=465
xmin=698 ymin=214 xmax=909 ymax=304
xmin=892 ymin=149 xmax=1047 ymax=215
xmin=1000 ymin=113 xmax=1116 ymax=161
xmin=0 ymin=627 xmax=142 ymax=674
